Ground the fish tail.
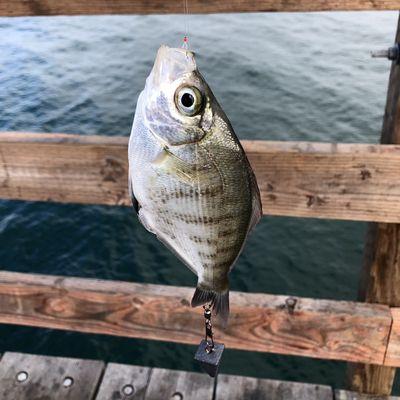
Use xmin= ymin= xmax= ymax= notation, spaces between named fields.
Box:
xmin=191 ymin=286 xmax=230 ymax=327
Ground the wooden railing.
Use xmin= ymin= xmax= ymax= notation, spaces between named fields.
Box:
xmin=1 ymin=0 xmax=400 ymax=16
xmin=0 ymin=270 xmax=398 ymax=367
xmin=1 ymin=132 xmax=400 ymax=366
xmin=2 ymin=133 xmax=400 ymax=223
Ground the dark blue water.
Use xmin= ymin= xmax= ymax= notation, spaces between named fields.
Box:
xmin=0 ymin=11 xmax=398 ymax=391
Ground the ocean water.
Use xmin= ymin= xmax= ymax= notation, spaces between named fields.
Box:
xmin=0 ymin=11 xmax=398 ymax=391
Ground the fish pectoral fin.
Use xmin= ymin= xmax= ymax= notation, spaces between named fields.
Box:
xmin=152 ymin=147 xmax=194 ymax=185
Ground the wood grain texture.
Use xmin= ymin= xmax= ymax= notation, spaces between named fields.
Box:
xmin=3 ymin=132 xmax=400 ymax=222
xmin=95 ymin=363 xmax=151 ymax=400
xmin=0 ymin=352 xmax=104 ymax=400
xmin=346 ymin=363 xmax=397 ymax=397
xmin=0 ymin=271 xmax=393 ymax=366
xmin=384 ymin=309 xmax=400 ymax=367
xmin=144 ymin=368 xmax=214 ymax=400
xmin=1 ymin=0 xmax=400 ymax=16
xmin=248 ymin=140 xmax=400 ymax=223
xmin=0 ymin=133 xmax=129 ymax=207
xmin=215 ymin=374 xmax=333 ymax=399
xmin=346 ymin=13 xmax=400 ymax=396
xmin=1 ymin=352 xmax=400 ymax=400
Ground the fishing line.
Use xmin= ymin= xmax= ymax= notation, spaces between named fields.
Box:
xmin=182 ymin=0 xmax=190 ymax=49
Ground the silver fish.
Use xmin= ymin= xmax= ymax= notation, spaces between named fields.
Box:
xmin=128 ymin=45 xmax=262 ymax=325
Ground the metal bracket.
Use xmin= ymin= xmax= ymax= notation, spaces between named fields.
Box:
xmin=371 ymin=43 xmax=400 ymax=63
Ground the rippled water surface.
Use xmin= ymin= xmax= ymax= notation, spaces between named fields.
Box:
xmin=0 ymin=11 xmax=398 ymax=391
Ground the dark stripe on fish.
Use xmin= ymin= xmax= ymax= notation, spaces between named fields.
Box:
xmin=159 ymin=185 xmax=223 ymax=200
xmin=170 ymin=212 xmax=237 ymax=225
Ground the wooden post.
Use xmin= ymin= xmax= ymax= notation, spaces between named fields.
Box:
xmin=346 ymin=12 xmax=400 ymax=396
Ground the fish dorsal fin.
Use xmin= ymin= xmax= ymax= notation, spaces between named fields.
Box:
xmin=228 ymin=170 xmax=262 ymax=273
xmin=248 ymin=170 xmax=263 ymax=233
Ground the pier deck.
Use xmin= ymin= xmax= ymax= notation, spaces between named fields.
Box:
xmin=0 ymin=352 xmax=396 ymax=400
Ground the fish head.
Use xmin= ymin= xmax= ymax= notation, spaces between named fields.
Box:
xmin=140 ymin=45 xmax=215 ymax=146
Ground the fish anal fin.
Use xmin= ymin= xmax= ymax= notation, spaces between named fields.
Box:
xmin=137 ymin=210 xmax=198 ymax=275
xmin=155 ymin=231 xmax=197 ymax=275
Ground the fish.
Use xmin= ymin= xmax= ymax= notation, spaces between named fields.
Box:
xmin=128 ymin=45 xmax=262 ymax=325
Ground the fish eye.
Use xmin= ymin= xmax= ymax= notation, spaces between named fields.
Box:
xmin=175 ymin=86 xmax=203 ymax=116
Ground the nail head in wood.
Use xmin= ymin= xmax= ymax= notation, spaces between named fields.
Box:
xmin=16 ymin=371 xmax=28 ymax=383
xmin=285 ymin=297 xmax=298 ymax=315
xmin=62 ymin=377 xmax=74 ymax=388
xmin=121 ymin=384 xmax=134 ymax=396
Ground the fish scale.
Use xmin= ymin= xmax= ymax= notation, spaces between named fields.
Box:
xmin=128 ymin=45 xmax=262 ymax=325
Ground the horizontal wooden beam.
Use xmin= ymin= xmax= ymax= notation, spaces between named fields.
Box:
xmin=2 ymin=132 xmax=400 ymax=222
xmin=0 ymin=270 xmax=396 ymax=366
xmin=1 ymin=0 xmax=400 ymax=16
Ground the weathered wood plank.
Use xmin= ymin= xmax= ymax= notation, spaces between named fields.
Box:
xmin=0 ymin=352 xmax=104 ymax=400
xmin=0 ymin=133 xmax=129 ymax=207
xmin=0 ymin=271 xmax=393 ymax=366
xmin=143 ymin=368 xmax=214 ymax=400
xmin=335 ymin=390 xmax=400 ymax=399
xmin=1 ymin=0 xmax=399 ymax=16
xmin=216 ymin=374 xmax=333 ymax=399
xmin=384 ymin=308 xmax=400 ymax=366
xmin=95 ymin=363 xmax=151 ymax=400
xmin=249 ymin=141 xmax=400 ymax=223
xmin=3 ymin=132 xmax=400 ymax=223
xmin=346 ymin=13 xmax=400 ymax=396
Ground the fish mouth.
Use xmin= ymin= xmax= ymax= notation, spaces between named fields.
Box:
xmin=147 ymin=45 xmax=197 ymax=87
